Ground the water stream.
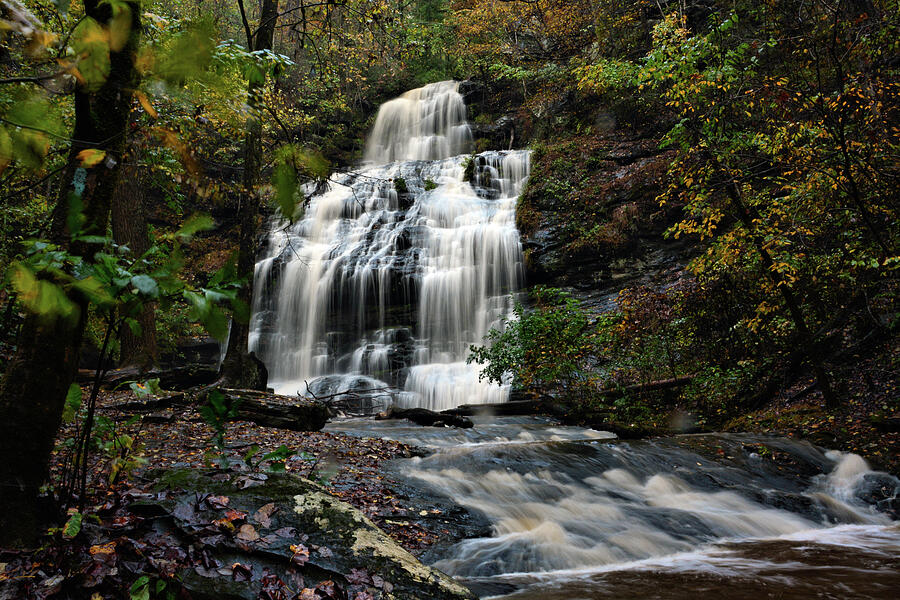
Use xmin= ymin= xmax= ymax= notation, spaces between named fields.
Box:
xmin=327 ymin=417 xmax=900 ymax=599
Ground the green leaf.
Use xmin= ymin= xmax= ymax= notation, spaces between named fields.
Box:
xmin=10 ymin=262 xmax=79 ymax=321
xmin=131 ymin=274 xmax=159 ymax=297
xmin=230 ymin=298 xmax=251 ymax=325
xmin=274 ymin=162 xmax=298 ymax=219
xmin=0 ymin=127 xmax=14 ymax=173
xmin=71 ymin=17 xmax=111 ymax=91
xmin=155 ymin=20 xmax=215 ymax=85
xmin=74 ymin=235 xmax=111 ymax=244
xmin=62 ymin=511 xmax=82 ymax=538
xmin=62 ymin=384 xmax=82 ymax=423
xmin=72 ymin=276 xmax=115 ymax=307
xmin=125 ymin=317 xmax=141 ymax=336
xmin=106 ymin=0 xmax=133 ymax=51
xmin=130 ymin=576 xmax=150 ymax=600
xmin=204 ymin=303 xmax=229 ymax=341
xmin=11 ymin=129 xmax=50 ymax=171
xmin=67 ymin=193 xmax=86 ymax=234
xmin=176 ymin=214 xmax=215 ymax=241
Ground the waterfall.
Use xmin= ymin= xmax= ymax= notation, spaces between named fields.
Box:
xmin=250 ymin=81 xmax=529 ymax=411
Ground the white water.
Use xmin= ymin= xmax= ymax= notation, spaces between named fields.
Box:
xmin=250 ymin=81 xmax=528 ymax=410
xmin=327 ymin=419 xmax=900 ymax=598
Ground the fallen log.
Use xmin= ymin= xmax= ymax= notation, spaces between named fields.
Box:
xmin=106 ymin=392 xmax=186 ymax=412
xmin=377 ymin=406 xmax=474 ymax=428
xmin=442 ymin=399 xmax=550 ymax=417
xmin=444 ymin=378 xmax=693 ymax=417
xmin=78 ymin=364 xmax=219 ymax=390
xmin=210 ymin=388 xmax=331 ymax=432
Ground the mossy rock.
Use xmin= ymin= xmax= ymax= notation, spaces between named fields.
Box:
xmin=146 ymin=469 xmax=476 ymax=600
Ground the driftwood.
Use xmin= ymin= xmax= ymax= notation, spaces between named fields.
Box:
xmin=105 ymin=388 xmax=330 ymax=432
xmin=376 ymin=406 xmax=474 ymax=428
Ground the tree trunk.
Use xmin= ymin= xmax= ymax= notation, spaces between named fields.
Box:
xmin=219 ymin=0 xmax=279 ymax=390
xmin=0 ymin=1 xmax=141 ymax=548
xmin=112 ymin=160 xmax=158 ymax=369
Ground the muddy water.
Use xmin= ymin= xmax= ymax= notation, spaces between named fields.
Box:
xmin=326 ymin=417 xmax=900 ymax=599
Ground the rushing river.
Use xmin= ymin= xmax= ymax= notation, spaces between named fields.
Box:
xmin=327 ymin=417 xmax=900 ymax=599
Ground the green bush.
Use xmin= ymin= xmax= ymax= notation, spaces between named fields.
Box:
xmin=468 ymin=287 xmax=597 ymax=396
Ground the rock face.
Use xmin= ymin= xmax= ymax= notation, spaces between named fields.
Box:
xmin=148 ymin=469 xmax=477 ymax=600
xmin=516 ymin=131 xmax=690 ymax=311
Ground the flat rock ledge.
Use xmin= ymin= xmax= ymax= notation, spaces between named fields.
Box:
xmin=141 ymin=469 xmax=476 ymax=600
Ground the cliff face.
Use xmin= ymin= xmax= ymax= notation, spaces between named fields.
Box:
xmin=463 ymin=79 xmax=693 ymax=311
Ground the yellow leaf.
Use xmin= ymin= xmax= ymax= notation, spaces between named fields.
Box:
xmin=134 ymin=90 xmax=157 ymax=118
xmin=77 ymin=149 xmax=107 ymax=168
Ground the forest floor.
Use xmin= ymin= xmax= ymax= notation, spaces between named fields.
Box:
xmin=723 ymin=348 xmax=900 ymax=475
xmin=48 ymin=388 xmax=464 ymax=555
xmin=0 ymin=389 xmax=479 ymax=599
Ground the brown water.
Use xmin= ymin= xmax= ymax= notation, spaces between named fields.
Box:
xmin=327 ymin=417 xmax=900 ymax=599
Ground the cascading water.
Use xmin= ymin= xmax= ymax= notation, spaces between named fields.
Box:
xmin=326 ymin=418 xmax=900 ymax=599
xmin=250 ymin=81 xmax=527 ymax=411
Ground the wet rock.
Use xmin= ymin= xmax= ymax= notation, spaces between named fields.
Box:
xmin=146 ymin=469 xmax=477 ymax=600
xmin=377 ymin=406 xmax=474 ymax=428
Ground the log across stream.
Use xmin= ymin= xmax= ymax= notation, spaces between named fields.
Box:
xmin=326 ymin=416 xmax=900 ymax=599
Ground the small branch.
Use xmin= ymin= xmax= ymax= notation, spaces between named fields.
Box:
xmin=236 ymin=0 xmax=255 ymax=49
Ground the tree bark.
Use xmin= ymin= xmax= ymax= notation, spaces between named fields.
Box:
xmin=112 ymin=159 xmax=158 ymax=369
xmin=219 ymin=0 xmax=279 ymax=390
xmin=0 ymin=1 xmax=141 ymax=548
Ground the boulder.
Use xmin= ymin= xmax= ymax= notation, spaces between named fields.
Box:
xmin=145 ymin=469 xmax=477 ymax=600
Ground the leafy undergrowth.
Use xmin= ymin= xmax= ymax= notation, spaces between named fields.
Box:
xmin=0 ymin=389 xmax=457 ymax=599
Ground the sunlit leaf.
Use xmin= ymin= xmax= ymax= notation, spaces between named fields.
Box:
xmin=134 ymin=90 xmax=158 ymax=118
xmin=10 ymin=262 xmax=79 ymax=321
xmin=77 ymin=149 xmax=107 ymax=168
xmin=106 ymin=0 xmax=133 ymax=51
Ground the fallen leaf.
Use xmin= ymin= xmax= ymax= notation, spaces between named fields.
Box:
xmin=253 ymin=502 xmax=277 ymax=528
xmin=290 ymin=543 xmax=310 ymax=566
xmin=89 ymin=541 xmax=116 ymax=555
xmin=231 ymin=562 xmax=252 ymax=582
xmin=236 ymin=524 xmax=260 ymax=542
xmin=207 ymin=495 xmax=229 ymax=509
xmin=346 ymin=568 xmax=370 ymax=585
